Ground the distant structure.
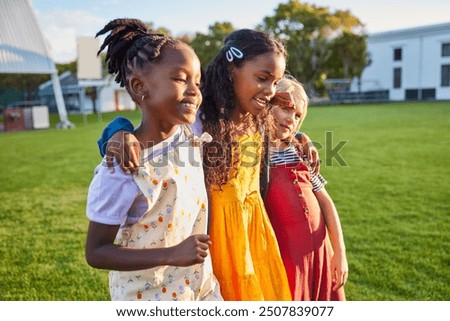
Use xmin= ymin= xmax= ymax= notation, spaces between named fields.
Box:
xmin=38 ymin=71 xmax=136 ymax=114
xmin=350 ymin=22 xmax=450 ymax=101
xmin=0 ymin=0 xmax=73 ymax=128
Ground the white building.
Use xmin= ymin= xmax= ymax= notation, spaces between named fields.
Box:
xmin=39 ymin=73 xmax=136 ymax=114
xmin=353 ymin=22 xmax=450 ymax=101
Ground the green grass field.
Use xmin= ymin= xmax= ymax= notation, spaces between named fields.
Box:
xmin=0 ymin=102 xmax=449 ymax=300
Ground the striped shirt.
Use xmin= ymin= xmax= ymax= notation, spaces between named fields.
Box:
xmin=270 ymin=144 xmax=327 ymax=192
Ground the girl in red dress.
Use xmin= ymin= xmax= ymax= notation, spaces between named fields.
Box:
xmin=264 ymin=75 xmax=348 ymax=301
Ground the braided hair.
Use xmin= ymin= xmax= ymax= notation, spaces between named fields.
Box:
xmin=96 ymin=18 xmax=179 ymax=96
xmin=200 ymin=29 xmax=287 ymax=188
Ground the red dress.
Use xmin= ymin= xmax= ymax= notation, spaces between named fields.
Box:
xmin=264 ymin=161 xmax=345 ymax=301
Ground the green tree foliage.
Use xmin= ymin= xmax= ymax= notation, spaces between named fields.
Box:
xmin=259 ymin=0 xmax=368 ymax=96
xmin=0 ymin=73 xmax=49 ymax=102
xmin=0 ymin=62 xmax=76 ymax=104
xmin=189 ymin=22 xmax=235 ymax=68
xmin=56 ymin=61 xmax=77 ymax=75
xmin=145 ymin=22 xmax=171 ymax=36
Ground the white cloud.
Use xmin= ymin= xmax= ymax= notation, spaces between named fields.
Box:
xmin=36 ymin=9 xmax=105 ymax=63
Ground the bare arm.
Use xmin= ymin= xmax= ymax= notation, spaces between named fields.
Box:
xmin=314 ymin=188 xmax=348 ymax=291
xmin=298 ymin=132 xmax=320 ymax=174
xmin=105 ymin=131 xmax=141 ymax=174
xmin=85 ymin=221 xmax=211 ymax=271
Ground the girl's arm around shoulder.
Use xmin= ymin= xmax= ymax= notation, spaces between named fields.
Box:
xmin=296 ymin=132 xmax=320 ymax=174
xmin=98 ymin=116 xmax=135 ymax=157
xmin=314 ymin=187 xmax=348 ymax=290
xmin=85 ymin=222 xmax=212 ymax=271
xmin=97 ymin=117 xmax=140 ymax=175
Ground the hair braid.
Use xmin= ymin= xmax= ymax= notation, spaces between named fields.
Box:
xmin=96 ymin=18 xmax=177 ymax=89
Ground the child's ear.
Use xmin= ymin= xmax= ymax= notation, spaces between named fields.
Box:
xmin=129 ymin=75 xmax=146 ymax=100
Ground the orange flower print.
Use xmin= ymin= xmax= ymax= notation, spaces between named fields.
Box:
xmin=201 ymin=203 xmax=206 ymax=211
xmin=158 ymin=215 xmax=164 ymax=223
xmin=143 ymin=224 xmax=149 ymax=231
xmin=184 ymin=278 xmax=190 ymax=285
xmin=162 ymin=181 xmax=168 ymax=190
xmin=172 ymin=292 xmax=177 ymax=299
xmin=152 ymin=179 xmax=158 ymax=185
xmin=167 ymin=223 xmax=173 ymax=231
xmin=136 ymin=291 xmax=142 ymax=300
xmin=162 ymin=286 xmax=167 ymax=294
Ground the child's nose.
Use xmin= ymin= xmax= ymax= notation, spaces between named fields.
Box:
xmin=264 ymin=83 xmax=277 ymax=98
xmin=286 ymin=116 xmax=295 ymax=124
xmin=187 ymin=84 xmax=200 ymax=96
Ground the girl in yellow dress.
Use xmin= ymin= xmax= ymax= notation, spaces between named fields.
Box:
xmin=199 ymin=29 xmax=291 ymax=300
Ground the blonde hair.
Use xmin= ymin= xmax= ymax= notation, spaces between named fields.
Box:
xmin=276 ymin=74 xmax=309 ymax=132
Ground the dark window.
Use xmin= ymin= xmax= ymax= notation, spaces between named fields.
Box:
xmin=442 ymin=65 xmax=450 ymax=86
xmin=405 ymin=89 xmax=436 ymax=101
xmin=421 ymin=89 xmax=436 ymax=100
xmin=393 ymin=68 xmax=402 ymax=88
xmin=394 ymin=48 xmax=402 ymax=61
xmin=442 ymin=43 xmax=450 ymax=57
xmin=405 ymin=89 xmax=419 ymax=100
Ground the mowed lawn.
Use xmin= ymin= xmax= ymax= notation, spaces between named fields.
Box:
xmin=0 ymin=102 xmax=449 ymax=301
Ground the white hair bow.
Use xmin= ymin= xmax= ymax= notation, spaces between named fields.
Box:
xmin=226 ymin=46 xmax=244 ymax=62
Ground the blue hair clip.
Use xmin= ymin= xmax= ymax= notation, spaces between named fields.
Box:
xmin=225 ymin=46 xmax=244 ymax=62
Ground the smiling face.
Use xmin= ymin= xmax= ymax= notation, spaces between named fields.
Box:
xmin=271 ymin=92 xmax=306 ymax=140
xmin=136 ymin=43 xmax=202 ymax=128
xmin=230 ymin=53 xmax=286 ymax=121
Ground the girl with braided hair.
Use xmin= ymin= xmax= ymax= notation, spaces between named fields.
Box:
xmin=85 ymin=18 xmax=222 ymax=301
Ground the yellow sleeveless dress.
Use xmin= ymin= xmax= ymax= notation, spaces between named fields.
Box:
xmin=208 ymin=132 xmax=292 ymax=300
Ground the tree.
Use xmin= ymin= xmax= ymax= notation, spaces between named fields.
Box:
xmin=259 ymin=0 xmax=368 ymax=96
xmin=56 ymin=61 xmax=77 ymax=75
xmin=189 ymin=22 xmax=235 ymax=68
xmin=0 ymin=73 xmax=49 ymax=102
xmin=85 ymin=86 xmax=98 ymax=113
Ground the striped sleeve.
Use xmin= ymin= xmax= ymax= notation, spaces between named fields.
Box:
xmin=302 ymin=155 xmax=327 ymax=192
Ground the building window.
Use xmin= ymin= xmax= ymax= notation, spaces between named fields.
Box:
xmin=393 ymin=48 xmax=402 ymax=61
xmin=393 ymin=68 xmax=402 ymax=88
xmin=442 ymin=43 xmax=450 ymax=57
xmin=442 ymin=64 xmax=450 ymax=87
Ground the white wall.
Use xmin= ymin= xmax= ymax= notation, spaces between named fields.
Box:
xmin=354 ymin=23 xmax=450 ymax=101
xmin=99 ymin=81 xmax=136 ymax=112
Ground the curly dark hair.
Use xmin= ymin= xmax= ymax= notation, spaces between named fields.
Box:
xmin=96 ymin=18 xmax=180 ymax=99
xmin=200 ymin=29 xmax=287 ymax=188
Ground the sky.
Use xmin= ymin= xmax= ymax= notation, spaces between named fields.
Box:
xmin=31 ymin=0 xmax=450 ymax=63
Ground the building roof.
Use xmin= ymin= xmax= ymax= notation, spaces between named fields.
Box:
xmin=369 ymin=22 xmax=450 ymax=42
xmin=0 ymin=0 xmax=56 ymax=74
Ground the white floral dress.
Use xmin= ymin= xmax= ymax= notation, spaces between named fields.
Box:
xmin=87 ymin=126 xmax=222 ymax=301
